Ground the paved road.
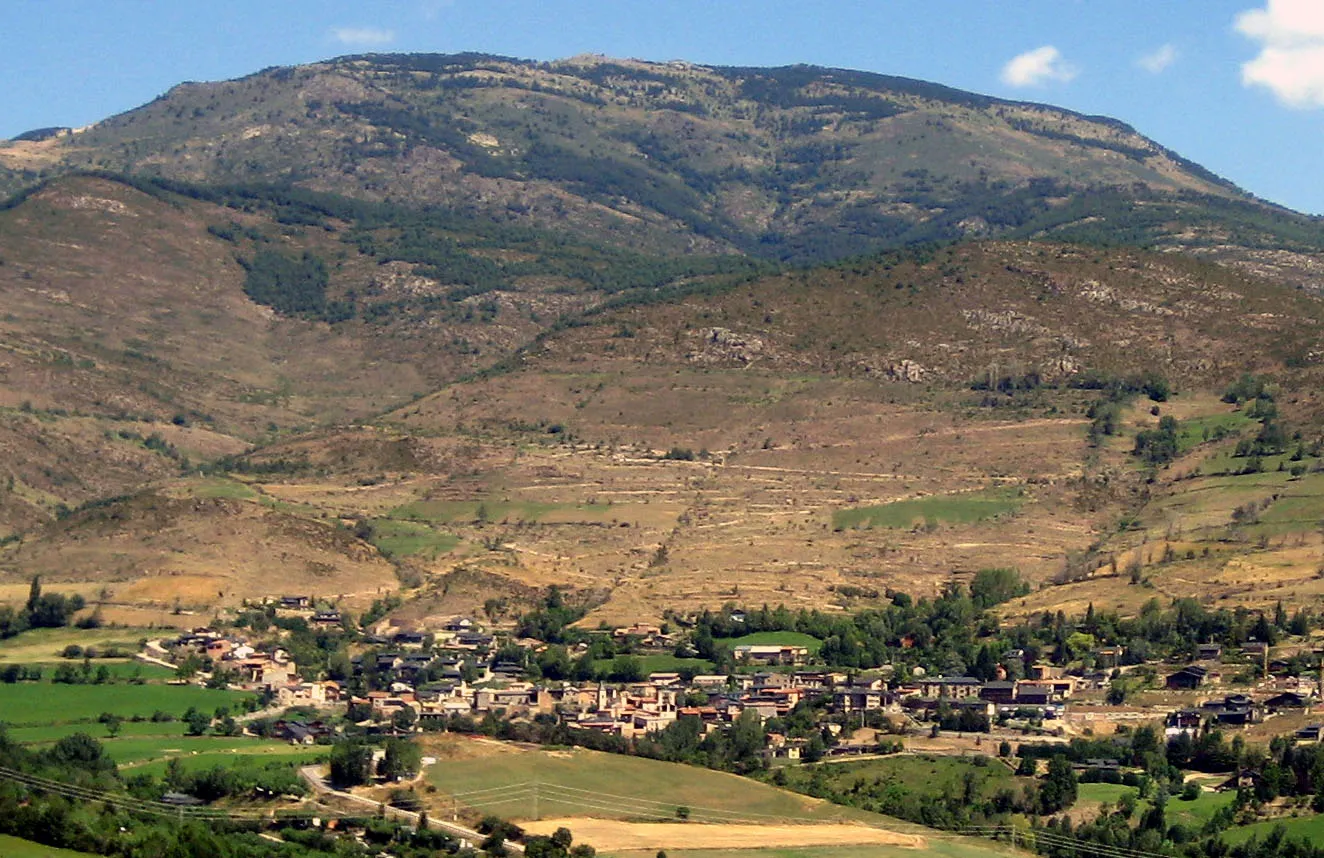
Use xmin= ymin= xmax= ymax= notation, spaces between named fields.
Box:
xmin=298 ymin=765 xmax=524 ymax=853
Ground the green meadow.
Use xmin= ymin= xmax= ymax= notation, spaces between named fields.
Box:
xmin=833 ymin=488 xmax=1022 ymax=531
xmin=0 ymin=680 xmax=252 ymax=727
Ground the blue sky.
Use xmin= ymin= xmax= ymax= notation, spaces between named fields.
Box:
xmin=3 ymin=0 xmax=1323 ymax=213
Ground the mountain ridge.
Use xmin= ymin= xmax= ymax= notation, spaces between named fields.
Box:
xmin=3 ymin=52 xmax=1319 ymax=268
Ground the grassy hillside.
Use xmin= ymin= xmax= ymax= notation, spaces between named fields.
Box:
xmin=0 ymin=171 xmax=764 ymax=536
xmin=0 ymin=835 xmax=96 ymax=858
xmin=1 ymin=176 xmax=1324 ymax=621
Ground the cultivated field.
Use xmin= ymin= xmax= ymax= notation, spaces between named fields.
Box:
xmin=523 ymin=819 xmax=925 ymax=852
xmin=425 ymin=739 xmax=841 ymax=822
xmin=125 ymin=744 xmax=326 ymax=777
xmin=611 ymin=845 xmax=1022 ymax=858
xmin=0 ymin=626 xmax=158 ymax=663
xmin=0 ymin=678 xmax=251 ymax=726
xmin=421 ymin=738 xmax=1019 ymax=856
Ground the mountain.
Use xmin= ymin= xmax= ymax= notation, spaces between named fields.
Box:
xmin=4 ymin=53 xmax=1324 ymax=272
xmin=3 ymin=173 xmax=1322 ymax=624
xmin=2 ymin=55 xmax=1324 ymax=625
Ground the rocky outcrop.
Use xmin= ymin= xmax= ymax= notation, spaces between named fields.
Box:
xmin=690 ymin=327 xmax=766 ymax=365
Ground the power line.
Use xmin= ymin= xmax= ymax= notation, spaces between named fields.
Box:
xmin=451 ymin=781 xmax=535 ymax=798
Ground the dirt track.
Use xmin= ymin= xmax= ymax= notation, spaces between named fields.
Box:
xmin=522 ymin=819 xmax=926 ymax=851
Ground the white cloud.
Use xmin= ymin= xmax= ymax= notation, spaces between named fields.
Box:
xmin=1137 ymin=44 xmax=1179 ymax=74
xmin=1236 ymin=0 xmax=1324 ymax=107
xmin=331 ymin=27 xmax=396 ymax=48
xmin=1000 ymin=46 xmax=1079 ymax=88
xmin=420 ymin=0 xmax=455 ymax=21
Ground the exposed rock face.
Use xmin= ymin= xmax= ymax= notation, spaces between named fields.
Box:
xmin=1049 ymin=354 xmax=1081 ymax=377
xmin=691 ymin=327 xmax=765 ymax=364
xmin=888 ymin=360 xmax=927 ymax=383
xmin=851 ymin=356 xmax=929 ymax=382
xmin=961 ymin=308 xmax=1049 ymax=337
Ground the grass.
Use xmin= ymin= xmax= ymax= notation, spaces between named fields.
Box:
xmin=1096 ymin=783 xmax=1228 ymax=831
xmin=8 ymin=661 xmax=176 ymax=680
xmin=0 ymin=681 xmax=253 ymax=727
xmin=368 ymin=518 xmax=459 ymax=559
xmin=126 ymin=744 xmax=327 ymax=776
xmin=6 ymin=719 xmax=187 ymax=744
xmin=1176 ymin=413 xmax=1256 ymax=454
xmin=1076 ymin=782 xmax=1137 ymax=806
xmin=1256 ymin=473 xmax=1324 ymax=528
xmin=11 ymin=727 xmax=325 ymax=772
xmin=99 ymin=735 xmax=279 ymax=764
xmin=427 ymin=745 xmax=887 ymax=823
xmin=1195 ymin=451 xmax=1298 ymax=479
xmin=833 ymin=488 xmax=1022 ymax=531
xmin=0 ymin=627 xmax=156 ymax=663
xmin=777 ymin=755 xmax=1016 ymax=805
xmin=724 ymin=631 xmax=824 ymax=655
xmin=1167 ymin=790 xmax=1236 ymax=828
xmin=0 ymin=835 xmax=97 ymax=857
xmin=1224 ymin=813 xmax=1324 ymax=846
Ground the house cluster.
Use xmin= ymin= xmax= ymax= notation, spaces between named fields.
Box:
xmin=337 ymin=658 xmax=1086 ymax=741
xmin=1165 ymin=688 xmax=1316 ymax=737
xmin=882 ymin=667 xmax=1080 ymax=722
xmin=568 ymin=669 xmax=892 ymax=738
xmin=167 ymin=603 xmax=1324 ymax=758
xmin=1163 ymin=640 xmax=1296 ymax=690
xmin=612 ymin=623 xmax=678 ymax=650
xmin=370 ymin=616 xmax=494 ymax=652
xmin=164 ymin=626 xmax=344 ymax=707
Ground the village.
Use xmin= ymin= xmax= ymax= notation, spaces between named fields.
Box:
xmin=141 ymin=595 xmax=1324 ymax=770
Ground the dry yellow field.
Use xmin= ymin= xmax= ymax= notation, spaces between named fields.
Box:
xmin=523 ymin=819 xmax=925 ymax=852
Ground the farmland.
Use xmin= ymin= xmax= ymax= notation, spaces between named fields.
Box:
xmin=426 ymin=739 xmax=893 ymax=825
xmin=0 ymin=627 xmax=158 ymax=664
xmin=421 ymin=739 xmax=1018 ymax=857
xmin=609 ymin=843 xmax=1020 ymax=858
xmin=0 ymin=677 xmax=252 ymax=726
xmin=832 ymin=489 xmax=1024 ymax=532
xmin=367 ymin=518 xmax=460 ymax=560
xmin=126 ymin=744 xmax=326 ymax=777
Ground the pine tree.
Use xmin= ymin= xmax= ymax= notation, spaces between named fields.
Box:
xmin=25 ymin=575 xmax=41 ymax=613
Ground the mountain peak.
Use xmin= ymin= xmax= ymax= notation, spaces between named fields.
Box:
xmin=0 ymin=52 xmax=1315 ymax=265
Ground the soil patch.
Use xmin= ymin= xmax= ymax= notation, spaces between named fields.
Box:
xmin=522 ymin=819 xmax=925 ymax=851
